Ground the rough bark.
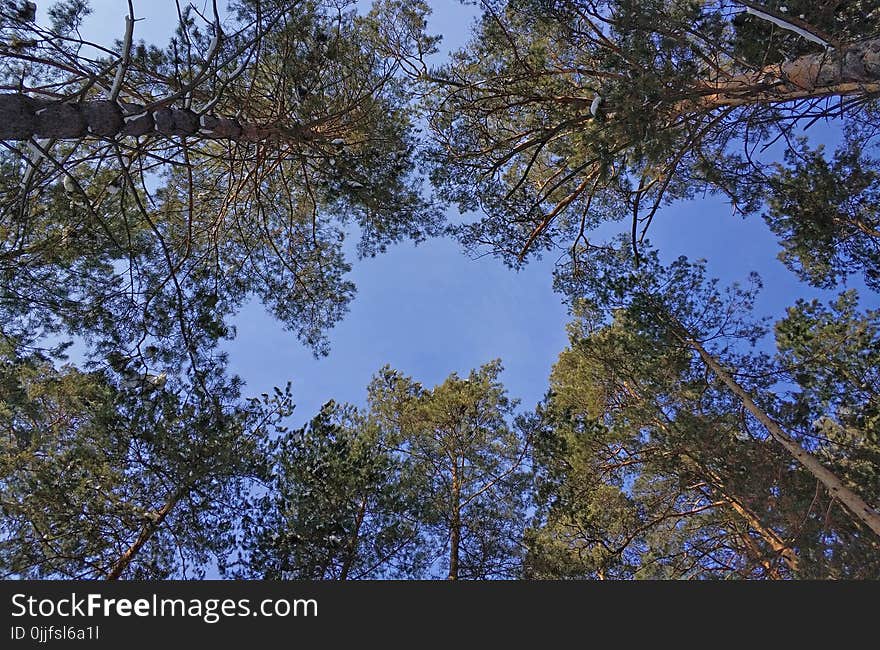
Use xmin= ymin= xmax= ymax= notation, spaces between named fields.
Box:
xmin=448 ymin=464 xmax=461 ymax=581
xmin=688 ymin=37 xmax=880 ymax=111
xmin=0 ymin=95 xmax=298 ymax=142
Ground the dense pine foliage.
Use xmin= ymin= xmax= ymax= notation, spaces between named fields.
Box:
xmin=1 ymin=1 xmax=879 ymax=578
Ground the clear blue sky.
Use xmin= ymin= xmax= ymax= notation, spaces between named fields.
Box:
xmin=62 ymin=1 xmax=876 ymax=428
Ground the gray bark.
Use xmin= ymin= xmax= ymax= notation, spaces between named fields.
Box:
xmin=0 ymin=95 xmax=272 ymax=141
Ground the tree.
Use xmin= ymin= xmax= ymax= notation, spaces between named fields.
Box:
xmin=0 ymin=338 xmax=290 ymax=579
xmin=367 ymin=361 xmax=529 ymax=579
xmin=425 ymin=0 xmax=880 ymax=280
xmin=774 ymin=291 xmax=880 ymax=576
xmin=1 ymin=0 xmax=441 ymax=364
xmin=231 ymin=400 xmax=427 ymax=580
xmin=537 ymin=240 xmax=880 ymax=577
xmin=527 ymin=311 xmax=804 ymax=579
xmin=0 ymin=0 xmax=440 ymax=579
xmin=761 ymin=130 xmax=880 ymax=291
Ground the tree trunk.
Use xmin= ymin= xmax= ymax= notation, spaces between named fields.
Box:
xmin=623 ymin=380 xmax=801 ymax=573
xmin=696 ymin=478 xmax=797 ymax=575
xmin=710 ymin=477 xmax=800 ymax=574
xmin=105 ymin=488 xmax=183 ymax=580
xmin=685 ymin=336 xmax=880 ymax=538
xmin=448 ymin=464 xmax=461 ymax=581
xmin=339 ymin=496 xmax=368 ymax=581
xmin=0 ymin=95 xmax=301 ymax=142
xmin=677 ymin=445 xmax=800 ymax=574
xmin=685 ymin=37 xmax=880 ymax=112
xmin=681 ymin=447 xmax=800 ymax=574
xmin=738 ymin=526 xmax=784 ymax=579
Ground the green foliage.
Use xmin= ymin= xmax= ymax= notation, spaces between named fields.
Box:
xmin=529 ymin=241 xmax=880 ymax=578
xmin=231 ymin=362 xmax=529 ymax=580
xmin=0 ymin=340 xmax=288 ymax=578
xmin=2 ymin=0 xmax=879 ymax=583
xmin=527 ymin=310 xmax=800 ymax=579
xmin=232 ymin=400 xmax=426 ymax=579
xmin=425 ymin=0 xmax=880 ymax=298
xmin=774 ymin=291 xmax=880 ymax=576
xmin=0 ymin=1 xmax=442 ymax=579
xmin=763 ymin=137 xmax=880 ymax=290
xmin=367 ymin=360 xmax=529 ymax=579
xmin=1 ymin=0 xmax=442 ymax=361
xmin=731 ymin=0 xmax=880 ymax=67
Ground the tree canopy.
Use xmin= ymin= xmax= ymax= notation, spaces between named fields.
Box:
xmin=426 ymin=0 xmax=880 ymax=276
xmin=1 ymin=0 xmax=879 ymax=580
xmin=232 ymin=362 xmax=529 ymax=580
xmin=529 ymin=242 xmax=880 ymax=578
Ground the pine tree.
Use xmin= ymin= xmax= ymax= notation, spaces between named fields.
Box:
xmin=232 ymin=400 xmax=427 ymax=579
xmin=367 ymin=361 xmax=529 ymax=579
xmin=0 ymin=339 xmax=290 ymax=579
xmin=528 ymin=311 xmax=803 ymax=578
xmin=1 ymin=0 xmax=441 ymax=361
xmin=425 ymin=0 xmax=880 ymax=285
xmin=0 ymin=1 xmax=440 ymax=578
xmin=533 ymin=239 xmax=880 ymax=578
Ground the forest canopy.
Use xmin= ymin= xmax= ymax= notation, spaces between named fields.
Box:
xmin=1 ymin=0 xmax=879 ymax=579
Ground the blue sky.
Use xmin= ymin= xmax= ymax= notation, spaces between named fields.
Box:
xmin=231 ymin=0 xmax=569 ymax=423
xmin=61 ymin=1 xmax=876 ymax=428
